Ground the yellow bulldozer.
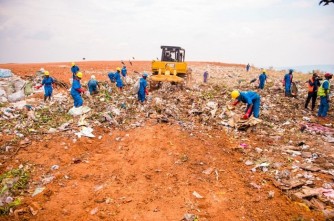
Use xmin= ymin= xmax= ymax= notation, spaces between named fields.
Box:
xmin=151 ymin=46 xmax=191 ymax=86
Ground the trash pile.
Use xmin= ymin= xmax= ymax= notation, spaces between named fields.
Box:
xmin=1 ymin=64 xmax=333 ymax=218
xmin=0 ymin=70 xmax=26 ymax=103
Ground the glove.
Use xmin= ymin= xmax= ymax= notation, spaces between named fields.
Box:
xmin=145 ymin=88 xmax=149 ymax=95
xmin=242 ymin=114 xmax=250 ymax=119
xmin=243 ymin=105 xmax=253 ymax=119
xmin=77 ymin=88 xmax=85 ymax=93
xmin=232 ymin=100 xmax=240 ymax=106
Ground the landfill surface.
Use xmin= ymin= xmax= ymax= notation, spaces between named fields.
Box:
xmin=0 ymin=61 xmax=333 ymax=221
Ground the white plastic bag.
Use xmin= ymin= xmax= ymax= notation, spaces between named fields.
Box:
xmin=7 ymin=90 xmax=25 ymax=102
xmin=132 ymin=79 xmax=140 ymax=95
xmin=68 ymin=106 xmax=91 ymax=116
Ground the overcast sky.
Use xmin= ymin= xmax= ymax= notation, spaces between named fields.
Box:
xmin=0 ymin=0 xmax=333 ymax=67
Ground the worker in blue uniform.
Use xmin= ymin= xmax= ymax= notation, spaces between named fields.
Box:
xmin=37 ymin=71 xmax=54 ymax=102
xmin=121 ymin=66 xmax=127 ymax=77
xmin=318 ymin=73 xmax=332 ymax=118
xmin=108 ymin=71 xmax=116 ymax=83
xmin=70 ymin=72 xmax=85 ymax=107
xmin=114 ymin=67 xmax=123 ymax=91
xmin=231 ymin=90 xmax=261 ymax=119
xmin=71 ymin=62 xmax=80 ymax=79
xmin=258 ymin=70 xmax=267 ymax=89
xmin=283 ymin=69 xmax=294 ymax=96
xmin=138 ymin=73 xmax=148 ymax=103
xmin=203 ymin=71 xmax=209 ymax=83
xmin=87 ymin=75 xmax=99 ymax=95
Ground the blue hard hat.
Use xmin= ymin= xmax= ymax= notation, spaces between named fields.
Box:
xmin=289 ymin=69 xmax=294 ymax=73
xmin=143 ymin=73 xmax=148 ymax=77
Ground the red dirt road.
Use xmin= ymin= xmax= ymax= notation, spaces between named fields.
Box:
xmin=1 ymin=124 xmax=323 ymax=221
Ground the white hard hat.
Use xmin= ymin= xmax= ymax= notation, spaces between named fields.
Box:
xmin=40 ymin=68 xmax=45 ymax=72
xmin=91 ymin=75 xmax=96 ymax=79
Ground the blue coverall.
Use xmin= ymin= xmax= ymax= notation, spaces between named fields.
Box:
xmin=284 ymin=73 xmax=293 ymax=96
xmin=121 ymin=67 xmax=127 ymax=77
xmin=70 ymin=79 xmax=83 ymax=107
xmin=108 ymin=72 xmax=116 ymax=83
xmin=71 ymin=65 xmax=79 ymax=78
xmin=114 ymin=72 xmax=123 ymax=88
xmin=138 ymin=77 xmax=147 ymax=102
xmin=203 ymin=71 xmax=208 ymax=83
xmin=87 ymin=79 xmax=98 ymax=94
xmin=237 ymin=91 xmax=261 ymax=118
xmin=318 ymin=80 xmax=330 ymax=117
xmin=258 ymin=73 xmax=267 ymax=89
xmin=42 ymin=77 xmax=54 ymax=97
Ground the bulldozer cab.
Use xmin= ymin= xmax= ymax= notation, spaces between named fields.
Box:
xmin=151 ymin=45 xmax=189 ymax=86
xmin=161 ymin=46 xmax=185 ymax=62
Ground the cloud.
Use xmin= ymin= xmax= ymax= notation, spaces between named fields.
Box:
xmin=0 ymin=0 xmax=333 ymax=66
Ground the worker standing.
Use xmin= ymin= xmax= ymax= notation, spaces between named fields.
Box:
xmin=37 ymin=71 xmax=54 ymax=102
xmin=317 ymin=73 xmax=332 ymax=118
xmin=121 ymin=66 xmax=127 ymax=77
xmin=71 ymin=72 xmax=85 ymax=107
xmin=305 ymin=73 xmax=321 ymax=111
xmin=203 ymin=71 xmax=209 ymax=83
xmin=283 ymin=69 xmax=294 ymax=96
xmin=138 ymin=73 xmax=148 ymax=103
xmin=114 ymin=67 xmax=123 ymax=91
xmin=231 ymin=90 xmax=261 ymax=119
xmin=258 ymin=70 xmax=267 ymax=89
xmin=87 ymin=75 xmax=99 ymax=95
xmin=71 ymin=62 xmax=80 ymax=79
xmin=246 ymin=63 xmax=250 ymax=72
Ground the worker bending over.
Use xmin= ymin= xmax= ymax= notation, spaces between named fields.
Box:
xmin=87 ymin=75 xmax=99 ymax=95
xmin=231 ymin=90 xmax=261 ymax=119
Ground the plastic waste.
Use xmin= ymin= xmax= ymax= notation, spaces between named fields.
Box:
xmin=7 ymin=90 xmax=25 ymax=102
xmin=192 ymin=191 xmax=203 ymax=199
xmin=51 ymin=165 xmax=59 ymax=170
xmin=132 ymin=78 xmax=140 ymax=95
xmin=0 ymin=69 xmax=13 ymax=78
xmin=32 ymin=187 xmax=45 ymax=197
xmin=75 ymin=126 xmax=95 ymax=138
xmin=68 ymin=106 xmax=91 ymax=116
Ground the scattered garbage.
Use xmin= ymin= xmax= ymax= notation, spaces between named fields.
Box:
xmin=32 ymin=187 xmax=45 ymax=197
xmin=1 ymin=63 xmax=334 ymax=219
xmin=181 ymin=213 xmax=198 ymax=221
xmin=75 ymin=127 xmax=95 ymax=138
xmin=68 ymin=106 xmax=91 ymax=116
xmin=51 ymin=165 xmax=59 ymax=170
xmin=192 ymin=191 xmax=203 ymax=199
xmin=0 ymin=69 xmax=13 ymax=78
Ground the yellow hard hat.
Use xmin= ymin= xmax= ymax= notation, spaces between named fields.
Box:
xmin=116 ymin=67 xmax=121 ymax=71
xmin=231 ymin=90 xmax=240 ymax=99
xmin=263 ymin=69 xmax=266 ymax=73
xmin=76 ymin=72 xmax=83 ymax=78
xmin=44 ymin=71 xmax=50 ymax=76
xmin=72 ymin=62 xmax=75 ymax=66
